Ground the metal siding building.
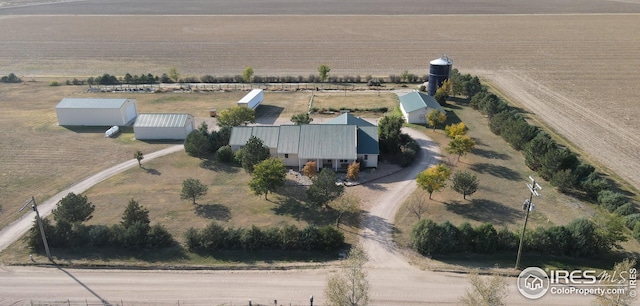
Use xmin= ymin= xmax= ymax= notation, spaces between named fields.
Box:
xmin=133 ymin=113 xmax=194 ymax=140
xmin=55 ymin=98 xmax=137 ymax=126
xmin=399 ymin=91 xmax=446 ymax=124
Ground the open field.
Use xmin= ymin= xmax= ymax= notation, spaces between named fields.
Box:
xmin=2 ymin=0 xmax=640 ymax=14
xmin=1 ymin=13 xmax=640 ymax=194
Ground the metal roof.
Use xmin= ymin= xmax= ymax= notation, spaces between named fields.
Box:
xmin=298 ymin=125 xmax=357 ymax=160
xmin=399 ymin=91 xmax=445 ymax=113
xmin=323 ymin=113 xmax=375 ymax=127
xmin=238 ymin=89 xmax=263 ymax=103
xmin=357 ymin=126 xmax=380 ymax=155
xmin=133 ymin=113 xmax=191 ymax=128
xmin=56 ymin=98 xmax=130 ymax=109
xmin=251 ymin=126 xmax=280 ymax=149
xmin=430 ymin=56 xmax=452 ymax=66
xmin=229 ymin=126 xmax=254 ymax=146
xmin=277 ymin=125 xmax=301 ymax=154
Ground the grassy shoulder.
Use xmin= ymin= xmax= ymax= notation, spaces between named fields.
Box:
xmin=394 ymin=99 xmax=640 ymax=270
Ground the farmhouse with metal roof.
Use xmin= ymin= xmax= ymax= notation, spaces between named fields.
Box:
xmin=133 ymin=113 xmax=195 ymax=140
xmin=229 ymin=113 xmax=379 ymax=170
xmin=55 ymin=98 xmax=138 ymax=126
xmin=399 ymin=90 xmax=446 ymax=124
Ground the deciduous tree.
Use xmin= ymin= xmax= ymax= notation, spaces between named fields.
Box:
xmin=460 ymin=270 xmax=508 ymax=306
xmin=134 ymin=150 xmax=144 ymax=167
xmin=249 ymin=158 xmax=286 ymax=200
xmin=318 ymin=64 xmax=331 ymax=82
xmin=406 ymin=190 xmax=429 ymax=221
xmin=416 ymin=164 xmax=451 ymax=199
xmin=426 ymin=109 xmax=447 ymax=131
xmin=451 ymin=171 xmax=479 ymax=200
xmin=328 ymin=194 xmax=362 ymax=228
xmin=594 ymin=258 xmax=638 ymax=306
xmin=242 ymin=66 xmax=254 ymax=83
xmin=446 ymin=135 xmax=476 ymax=161
xmin=168 ymin=67 xmax=180 ymax=83
xmin=325 ymin=244 xmax=369 ymax=306
xmin=445 ymin=122 xmax=467 ymax=138
xmin=302 ymin=161 xmax=317 ymax=177
xmin=346 ymin=162 xmax=360 ymax=182
xmin=181 ymin=178 xmax=208 ymax=205
xmin=216 ymin=106 xmax=256 ymax=127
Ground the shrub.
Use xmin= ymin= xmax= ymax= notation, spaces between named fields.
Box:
xmin=317 ymin=225 xmax=345 ymax=251
xmin=184 ymin=227 xmax=201 ymax=251
xmin=597 ymin=190 xmax=627 ymax=212
xmin=279 ymin=224 xmax=301 ymax=250
xmin=346 ymin=162 xmax=360 ymax=181
xmin=49 ymin=80 xmax=60 ymax=86
xmin=299 ymin=225 xmax=320 ymax=251
xmin=411 ymin=219 xmax=441 ymax=256
xmin=580 ymin=172 xmax=610 ymax=200
xmin=216 ymin=145 xmax=234 ymax=163
xmin=614 ymin=203 xmax=636 ymax=216
xmin=147 ymin=224 xmax=174 ymax=248
xmin=302 ymin=161 xmax=317 ymax=177
xmin=87 ymin=225 xmax=111 ymax=248
xmin=474 ymin=223 xmax=498 ymax=254
xmin=624 ymin=214 xmax=640 ymax=229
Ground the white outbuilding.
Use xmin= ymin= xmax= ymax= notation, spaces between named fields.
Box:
xmin=398 ymin=90 xmax=446 ymax=124
xmin=237 ymin=89 xmax=264 ymax=110
xmin=55 ymin=98 xmax=138 ymax=126
xmin=133 ymin=113 xmax=195 ymax=140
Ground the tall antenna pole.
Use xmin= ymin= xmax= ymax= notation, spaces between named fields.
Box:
xmin=515 ymin=176 xmax=541 ymax=269
xmin=19 ymin=196 xmax=52 ymax=260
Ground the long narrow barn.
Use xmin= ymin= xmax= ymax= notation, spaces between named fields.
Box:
xmin=55 ymin=98 xmax=138 ymax=126
xmin=133 ymin=113 xmax=195 ymax=140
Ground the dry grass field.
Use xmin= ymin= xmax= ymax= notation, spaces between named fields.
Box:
xmin=1 ymin=12 xmax=640 ymax=194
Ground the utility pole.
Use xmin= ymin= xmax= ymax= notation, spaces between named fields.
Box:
xmin=19 ymin=196 xmax=52 ymax=260
xmin=515 ymin=176 xmax=541 ymax=269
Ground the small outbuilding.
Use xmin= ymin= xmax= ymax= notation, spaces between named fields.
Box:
xmin=55 ymin=98 xmax=137 ymax=126
xmin=237 ymin=89 xmax=263 ymax=110
xmin=133 ymin=113 xmax=195 ymax=140
xmin=399 ymin=90 xmax=446 ymax=124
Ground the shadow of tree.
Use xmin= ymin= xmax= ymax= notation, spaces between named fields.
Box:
xmin=200 ymin=159 xmax=241 ymax=174
xmin=272 ymin=197 xmax=336 ymax=225
xmin=469 ymin=163 xmax=521 ymax=180
xmin=195 ymin=204 xmax=231 ymax=221
xmin=445 ymin=199 xmax=522 ymax=224
xmin=361 ymin=213 xmax=399 ymax=254
xmin=472 ymin=148 xmax=510 ymax=160
xmin=143 ymin=167 xmax=161 ymax=175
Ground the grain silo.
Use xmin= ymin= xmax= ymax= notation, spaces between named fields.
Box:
xmin=427 ymin=55 xmax=453 ymax=96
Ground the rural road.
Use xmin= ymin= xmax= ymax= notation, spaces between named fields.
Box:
xmin=0 ymin=145 xmax=185 ymax=254
xmin=0 ymin=129 xmax=594 ymax=305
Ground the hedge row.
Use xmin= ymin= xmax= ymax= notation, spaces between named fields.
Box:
xmin=28 ymin=219 xmax=174 ymax=251
xmin=457 ymin=72 xmax=639 ymax=239
xmin=185 ymin=222 xmax=344 ymax=252
xmin=411 ymin=218 xmax=617 ymax=258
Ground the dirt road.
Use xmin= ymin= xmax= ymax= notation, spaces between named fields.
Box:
xmin=0 ymin=145 xmax=184 ymax=254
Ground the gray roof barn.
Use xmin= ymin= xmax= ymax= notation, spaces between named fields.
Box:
xmin=55 ymin=98 xmax=138 ymax=126
xmin=133 ymin=113 xmax=195 ymax=140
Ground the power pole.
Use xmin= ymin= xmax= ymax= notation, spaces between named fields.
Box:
xmin=515 ymin=176 xmax=541 ymax=269
xmin=19 ymin=196 xmax=52 ymax=260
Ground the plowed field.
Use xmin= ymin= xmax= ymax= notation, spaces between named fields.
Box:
xmin=1 ymin=13 xmax=639 ymax=191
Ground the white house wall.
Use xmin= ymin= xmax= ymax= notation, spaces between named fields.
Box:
xmin=408 ymin=108 xmax=428 ymax=124
xmin=57 ymin=107 xmax=124 ymax=126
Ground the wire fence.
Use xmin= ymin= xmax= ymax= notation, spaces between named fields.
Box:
xmin=28 ymin=300 xmax=313 ymax=306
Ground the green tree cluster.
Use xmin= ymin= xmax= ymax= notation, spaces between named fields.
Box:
xmin=1 ymin=73 xmax=22 ymax=83
xmin=185 ymin=222 xmax=344 ymax=252
xmin=411 ymin=213 xmax=627 ymax=258
xmin=29 ymin=195 xmax=173 ymax=252
xmin=249 ymin=158 xmax=286 ymax=200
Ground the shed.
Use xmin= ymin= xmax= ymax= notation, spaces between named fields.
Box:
xmin=55 ymin=98 xmax=137 ymax=126
xmin=399 ymin=91 xmax=446 ymax=124
xmin=133 ymin=113 xmax=195 ymax=140
xmin=237 ymin=89 xmax=264 ymax=110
